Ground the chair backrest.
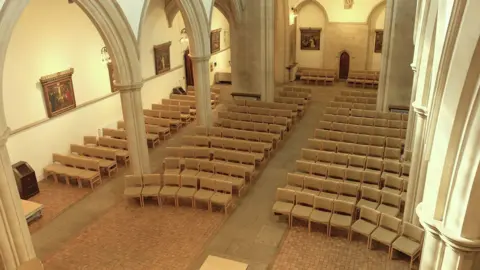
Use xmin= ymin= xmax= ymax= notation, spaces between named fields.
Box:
xmin=333 ymin=200 xmax=355 ymax=216
xmin=339 ymin=182 xmax=359 ymax=197
xmin=381 ymin=191 xmax=401 ymax=208
xmin=125 ymin=175 xmax=142 ymax=187
xmin=311 ymin=163 xmax=328 ymax=177
xmin=215 ymin=180 xmax=233 ymax=194
xmin=287 ymin=173 xmax=304 ymax=188
xmin=363 ymin=170 xmax=381 ymax=186
xmin=276 ymin=188 xmax=296 ymax=203
xmin=143 ymin=174 xmax=161 ymax=186
xmin=401 ymin=222 xmax=425 ymax=244
xmin=84 ymin=136 xmax=98 ymax=146
xmin=184 ymin=158 xmax=199 ymax=170
xmin=163 ymin=174 xmax=180 ymax=186
xmin=313 ymin=196 xmax=333 ymax=212
xmin=164 ymin=157 xmax=180 ymax=169
xmin=361 ymin=186 xmax=381 ymax=202
xmin=328 ymin=166 xmax=345 ymax=180
xmin=359 ymin=206 xmax=380 ymax=225
xmin=200 ymin=177 xmax=216 ymax=191
xmin=384 ymin=175 xmax=404 ymax=191
xmin=380 ymin=214 xmax=402 ymax=232
xmin=295 ymin=192 xmax=314 ymax=207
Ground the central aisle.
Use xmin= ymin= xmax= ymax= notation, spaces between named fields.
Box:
xmin=189 ymin=88 xmax=337 ymax=269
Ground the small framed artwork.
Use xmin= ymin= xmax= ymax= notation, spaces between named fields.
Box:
xmin=40 ymin=68 xmax=77 ymax=118
xmin=374 ymin=30 xmax=384 ymax=53
xmin=154 ymin=41 xmax=171 ymax=75
xmin=211 ymin=29 xmax=221 ymax=53
xmin=300 ymin=28 xmax=321 ymax=50
xmin=107 ymin=62 xmax=117 ymax=92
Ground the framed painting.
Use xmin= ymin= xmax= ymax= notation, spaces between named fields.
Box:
xmin=154 ymin=41 xmax=171 ymax=75
xmin=107 ymin=62 xmax=117 ymax=92
xmin=300 ymin=28 xmax=321 ymax=50
xmin=374 ymin=30 xmax=384 ymax=53
xmin=211 ymin=29 xmax=221 ymax=53
xmin=40 ymin=68 xmax=77 ymax=118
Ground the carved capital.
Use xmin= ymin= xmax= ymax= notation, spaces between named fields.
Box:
xmin=0 ymin=127 xmax=11 ymax=146
xmin=412 ymin=102 xmax=428 ymax=118
xmin=115 ymin=82 xmax=144 ymax=93
xmin=417 ymin=203 xmax=480 ymax=253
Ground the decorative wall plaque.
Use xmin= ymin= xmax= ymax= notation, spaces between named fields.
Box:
xmin=40 ymin=68 xmax=77 ymax=118
xmin=374 ymin=30 xmax=384 ymax=53
xmin=211 ymin=29 xmax=221 ymax=53
xmin=300 ymin=28 xmax=321 ymax=50
xmin=154 ymin=41 xmax=171 ymax=75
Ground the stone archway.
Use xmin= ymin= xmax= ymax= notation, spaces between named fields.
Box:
xmin=0 ymin=0 xmax=140 ymax=268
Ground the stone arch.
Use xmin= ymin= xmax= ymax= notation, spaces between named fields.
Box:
xmin=293 ymin=0 xmax=329 ymax=23
xmin=366 ymin=0 xmax=386 ymax=69
xmin=367 ymin=0 xmax=387 ymax=23
xmin=0 ymin=0 xmax=141 ymax=133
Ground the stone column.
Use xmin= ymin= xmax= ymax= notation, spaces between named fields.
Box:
xmin=0 ymin=128 xmax=39 ymax=270
xmin=190 ymin=55 xmax=213 ymax=126
xmin=403 ymin=64 xmax=418 ymax=153
xmin=261 ymin=0 xmax=275 ymax=102
xmin=377 ymin=0 xmax=416 ymax=111
xmin=117 ymin=83 xmax=151 ymax=174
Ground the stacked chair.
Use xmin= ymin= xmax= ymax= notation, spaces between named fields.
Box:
xmin=346 ymin=71 xmax=380 ymax=89
xmin=272 ymin=89 xmax=424 ymax=267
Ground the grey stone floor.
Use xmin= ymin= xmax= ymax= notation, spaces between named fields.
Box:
xmin=30 ymin=83 xmax=346 ymax=268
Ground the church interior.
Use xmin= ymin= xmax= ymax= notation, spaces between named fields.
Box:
xmin=0 ymin=0 xmax=478 ymax=269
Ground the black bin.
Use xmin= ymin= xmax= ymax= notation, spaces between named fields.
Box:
xmin=12 ymin=161 xmax=39 ymax=200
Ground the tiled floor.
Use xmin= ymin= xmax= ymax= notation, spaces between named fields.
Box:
xmin=28 ymin=180 xmax=91 ymax=233
xmin=43 ymin=200 xmax=224 ymax=270
xmin=272 ymin=226 xmax=412 ymax=270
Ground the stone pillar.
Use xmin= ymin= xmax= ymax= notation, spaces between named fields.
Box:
xmin=117 ymin=83 xmax=151 ymax=174
xmin=190 ymin=55 xmax=213 ymax=126
xmin=0 ymin=128 xmax=39 ymax=270
xmin=261 ymin=0 xmax=275 ymax=102
xmin=377 ymin=0 xmax=416 ymax=111
xmin=403 ymin=64 xmax=418 ymax=153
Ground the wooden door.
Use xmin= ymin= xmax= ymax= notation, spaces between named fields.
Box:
xmin=184 ymin=49 xmax=194 ymax=86
xmin=339 ymin=52 xmax=350 ymax=79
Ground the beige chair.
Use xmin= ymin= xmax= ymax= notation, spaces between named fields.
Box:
xmin=332 ymin=153 xmax=349 ymax=167
xmin=124 ymin=175 xmax=143 ymax=206
xmin=315 ymin=129 xmax=329 ymax=140
xmin=382 ymin=160 xmax=402 ymax=179
xmin=349 ymin=155 xmax=366 ymax=170
xmin=316 ymin=151 xmax=333 ymax=165
xmin=301 ymin=148 xmax=318 ymax=164
xmin=345 ymin=168 xmax=363 ymax=187
xmin=346 ymin=124 xmax=359 ymax=134
xmin=382 ymin=175 xmax=404 ymax=195
xmin=272 ymin=188 xmax=296 ymax=226
xmin=141 ymin=174 xmax=162 ymax=206
xmin=159 ymin=174 xmax=181 ymax=207
xmin=296 ymin=160 xmax=312 ymax=175
xmin=369 ymin=214 xmax=402 ymax=253
xmin=368 ymin=145 xmax=384 ymax=158
xmin=370 ymin=135 xmax=386 ymax=147
xmin=337 ymin=142 xmax=354 ymax=154
xmin=329 ymin=200 xmax=355 ymax=238
xmin=326 ymin=166 xmax=345 ymax=181
xmin=303 ymin=176 xmax=322 ymax=195
xmin=363 ymin=170 xmax=381 ymax=189
xmin=194 ymin=177 xmax=216 ymax=210
xmin=309 ymin=196 xmax=333 ymax=233
xmin=392 ymin=222 xmax=425 ymax=267
xmin=377 ymin=191 xmax=402 ymax=217
xmin=365 ymin=158 xmax=383 ymax=173
xmin=210 ymin=180 xmax=233 ymax=214
xmin=401 ymin=180 xmax=408 ymax=203
xmin=319 ymin=180 xmax=339 ymax=199
xmin=350 ymin=206 xmax=380 ymax=243
xmin=353 ymin=144 xmax=368 ymax=156
xmin=343 ymin=133 xmax=357 ymax=144
xmin=328 ymin=130 xmax=344 ymax=141
xmin=176 ymin=175 xmax=198 ymax=207
xmin=311 ymin=163 xmax=328 ymax=179
xmin=386 ymin=137 xmax=403 ymax=148
xmin=182 ymin=158 xmax=199 ymax=177
xmin=291 ymin=192 xmax=314 ymax=227
xmin=357 ymin=187 xmax=381 ymax=210
xmin=357 ymin=134 xmax=370 ymax=145
xmin=384 ymin=147 xmax=401 ymax=160
xmin=163 ymin=157 xmax=181 ymax=175
xmin=349 ymin=116 xmax=362 ymax=125
xmin=337 ymin=182 xmax=359 ymax=204
xmin=285 ymin=173 xmax=304 ymax=191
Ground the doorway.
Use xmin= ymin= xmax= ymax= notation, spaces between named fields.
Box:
xmin=184 ymin=49 xmax=194 ymax=86
xmin=339 ymin=51 xmax=350 ymax=79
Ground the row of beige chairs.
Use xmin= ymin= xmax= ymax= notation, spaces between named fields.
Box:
xmin=117 ymin=120 xmax=171 ymax=141
xmin=340 ymin=90 xmax=378 ymax=98
xmin=227 ymin=105 xmax=296 ymax=119
xmin=144 ymin=109 xmax=187 ymax=127
xmin=333 ymin=96 xmax=377 ymax=105
xmin=84 ymin=136 xmax=130 ymax=165
xmin=217 ymin=119 xmax=285 ymax=139
xmin=291 ymin=163 xmax=408 ymax=199
xmin=195 ymin=126 xmax=279 ymax=149
xmin=326 ymin=107 xmax=408 ymax=121
xmin=299 ymin=148 xmax=409 ymax=177
xmin=272 ymin=189 xmax=423 ymax=268
xmin=295 ymin=158 xmax=408 ymax=191
xmin=274 ymin=96 xmax=306 ymax=107
xmin=296 ymin=67 xmax=336 ymax=77
xmin=103 ymin=127 xmax=160 ymax=149
xmin=161 ymin=98 xmax=197 ymax=111
xmin=44 ymin=153 xmax=102 ymax=189
xmin=162 ymin=157 xmax=247 ymax=197
xmin=218 ymin=111 xmax=291 ymax=130
xmin=299 ymin=71 xmax=335 ymax=86
xmin=282 ymin=87 xmax=312 ymax=99
xmin=281 ymin=176 xmax=403 ymax=217
xmin=124 ymin=173 xmax=233 ymax=214
xmin=314 ymin=130 xmax=404 ymax=149
xmin=151 ymin=104 xmax=192 ymax=121
xmin=181 ymin=135 xmax=267 ymax=162
xmin=319 ymin=120 xmax=406 ymax=139
xmin=346 ymin=76 xmax=379 ymax=89
xmin=307 ymin=138 xmax=402 ymax=160
xmin=233 ymin=99 xmax=300 ymax=116
xmin=70 ymin=144 xmax=117 ymax=177
xmin=170 ymin=94 xmax=216 ymax=107
xmin=328 ymin=102 xmax=377 ymax=110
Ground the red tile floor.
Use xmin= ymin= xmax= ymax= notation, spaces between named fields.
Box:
xmin=43 ymin=200 xmax=224 ymax=270
xmin=28 ymin=180 xmax=91 ymax=233
xmin=272 ymin=225 xmax=415 ymax=270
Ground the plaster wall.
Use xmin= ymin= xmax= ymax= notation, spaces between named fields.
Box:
xmin=209 ymin=7 xmax=231 ymax=85
xmin=116 ymin=0 xmax=145 ymax=39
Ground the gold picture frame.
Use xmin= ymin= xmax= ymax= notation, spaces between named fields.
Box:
xmin=40 ymin=68 xmax=77 ymax=118
xmin=154 ymin=41 xmax=172 ymax=75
